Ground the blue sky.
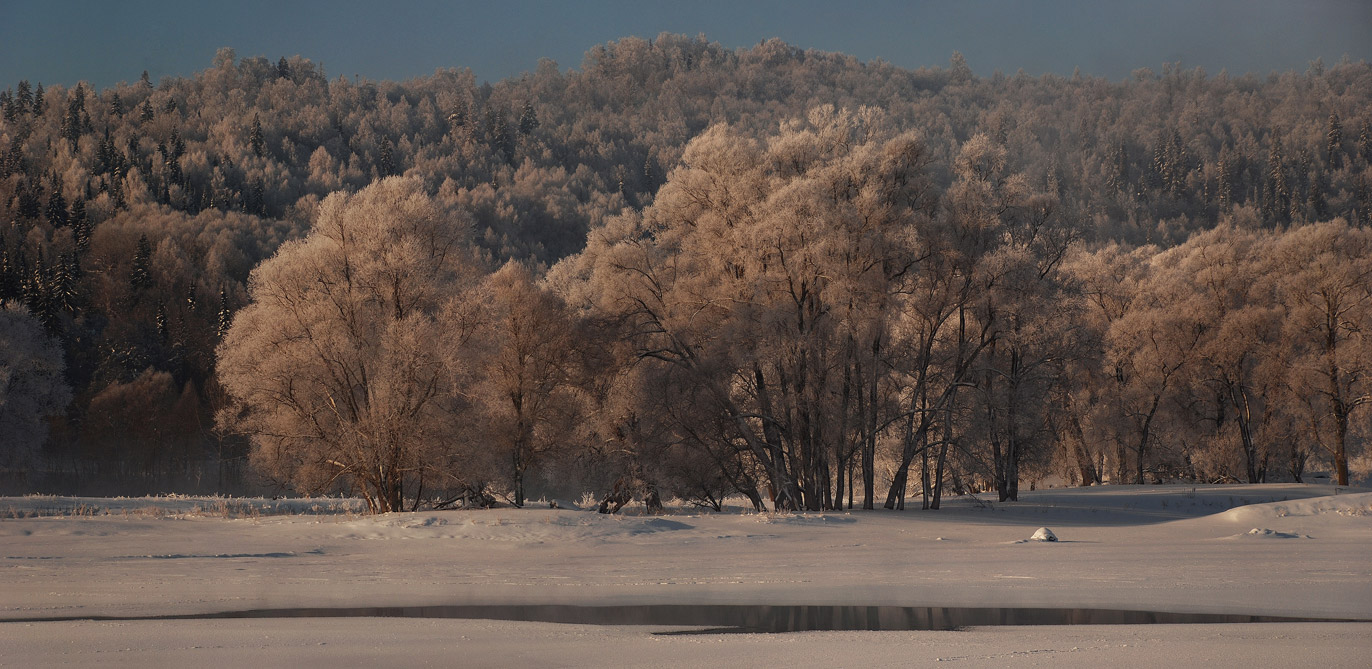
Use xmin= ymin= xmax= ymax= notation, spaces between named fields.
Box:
xmin=2 ymin=0 xmax=1370 ymax=89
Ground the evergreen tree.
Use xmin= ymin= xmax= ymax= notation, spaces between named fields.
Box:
xmin=71 ymin=202 xmax=91 ymax=257
xmin=0 ymin=246 xmax=19 ymax=304
xmin=17 ymin=181 xmax=42 ymax=219
xmin=377 ymin=137 xmax=394 ymax=177
xmin=492 ymin=110 xmax=514 ymax=164
xmin=139 ymin=98 xmax=154 ymax=122
xmin=1308 ymin=168 xmax=1329 ymax=220
xmin=217 ymin=287 xmax=231 ymax=338
xmin=1327 ymin=112 xmax=1343 ymax=168
xmin=1 ymin=90 xmax=16 ymax=123
xmin=51 ymin=253 xmax=78 ymax=313
xmin=169 ymin=127 xmax=185 ymax=158
xmin=518 ymin=100 xmax=540 ymax=135
xmin=45 ymin=177 xmax=68 ymax=227
xmin=277 ymin=56 xmax=291 ymax=80
xmin=32 ymin=83 xmax=44 ymax=115
xmin=249 ymin=177 xmax=266 ymax=216
xmin=1215 ymin=150 xmax=1233 ymax=211
xmin=14 ymin=80 xmax=31 ymax=114
xmin=249 ymin=114 xmax=265 ymax=157
xmin=61 ymin=84 xmax=86 ymax=148
xmin=25 ymin=254 xmax=58 ymax=333
xmin=1263 ymin=135 xmax=1288 ymax=222
xmin=109 ymin=92 xmax=123 ymax=116
xmin=1360 ymin=120 xmax=1372 ymax=164
xmin=447 ymin=102 xmax=467 ymax=136
xmin=130 ymin=234 xmax=153 ymax=291
xmin=155 ymin=302 xmax=169 ymax=342
xmin=2 ymin=135 xmax=23 ymax=177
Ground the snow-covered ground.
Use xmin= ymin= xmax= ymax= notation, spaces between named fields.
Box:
xmin=1 ymin=484 xmax=1369 ymax=666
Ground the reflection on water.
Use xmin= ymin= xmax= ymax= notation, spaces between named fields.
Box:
xmin=5 ymin=604 xmax=1357 ymax=632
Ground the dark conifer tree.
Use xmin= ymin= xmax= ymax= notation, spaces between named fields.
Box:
xmin=52 ymin=253 xmax=78 ymax=313
xmin=3 ymin=134 xmax=24 ymax=177
xmin=447 ymin=102 xmax=467 ymax=136
xmin=46 ymin=177 xmax=68 ymax=227
xmin=249 ymin=114 xmax=265 ymax=157
xmin=14 ymin=80 xmax=32 ymax=113
xmin=1 ymin=90 xmax=16 ymax=123
xmin=217 ymin=287 xmax=232 ymax=338
xmin=17 ymin=180 xmax=43 ymax=219
xmin=1360 ymin=120 xmax=1372 ymax=164
xmin=131 ymin=234 xmax=153 ymax=291
xmin=62 ymin=84 xmax=87 ymax=148
xmin=1327 ymin=112 xmax=1343 ymax=168
xmin=377 ymin=137 xmax=394 ymax=177
xmin=518 ymin=100 xmax=540 ymax=135
xmin=0 ymin=247 xmax=18 ymax=304
xmin=156 ymin=302 xmax=169 ymax=342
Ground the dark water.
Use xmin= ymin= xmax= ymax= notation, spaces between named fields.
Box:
xmin=4 ymin=605 xmax=1360 ymax=632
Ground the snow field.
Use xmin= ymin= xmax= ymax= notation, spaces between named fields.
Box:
xmin=0 ymin=484 xmax=1368 ymax=665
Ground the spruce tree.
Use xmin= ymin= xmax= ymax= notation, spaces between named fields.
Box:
xmin=377 ymin=137 xmax=394 ymax=177
xmin=1360 ymin=120 xmax=1372 ymax=164
xmin=130 ymin=234 xmax=153 ymax=290
xmin=1 ymin=90 xmax=16 ymax=123
xmin=17 ymin=180 xmax=42 ymax=219
xmin=249 ymin=114 xmax=265 ymax=157
xmin=45 ymin=178 xmax=68 ymax=227
xmin=62 ymin=84 xmax=86 ymax=148
xmin=1327 ymin=112 xmax=1343 ymax=169
xmin=156 ymin=302 xmax=169 ymax=342
xmin=217 ymin=287 xmax=232 ymax=338
xmin=518 ymin=100 xmax=539 ymax=135
xmin=14 ymin=80 xmax=31 ymax=114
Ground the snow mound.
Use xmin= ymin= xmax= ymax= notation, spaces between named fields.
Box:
xmin=752 ymin=513 xmax=857 ymax=526
xmin=1236 ymin=528 xmax=1310 ymax=539
xmin=1215 ymin=491 xmax=1372 ymax=525
xmin=1010 ymin=527 xmax=1059 ymax=544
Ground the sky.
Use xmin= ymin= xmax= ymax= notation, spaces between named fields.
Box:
xmin=2 ymin=0 xmax=1370 ymax=90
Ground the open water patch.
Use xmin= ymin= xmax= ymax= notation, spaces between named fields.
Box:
xmin=1 ymin=605 xmax=1361 ymax=632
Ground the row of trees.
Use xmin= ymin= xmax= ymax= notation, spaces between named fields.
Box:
xmin=217 ymin=113 xmax=1369 ymax=514
xmin=3 ymin=35 xmax=1370 ymax=498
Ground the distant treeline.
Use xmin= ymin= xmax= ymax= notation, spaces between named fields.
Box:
xmin=0 ymin=35 xmax=1368 ymax=503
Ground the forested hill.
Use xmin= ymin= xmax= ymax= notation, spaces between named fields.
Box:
xmin=2 ymin=34 xmax=1370 ymax=494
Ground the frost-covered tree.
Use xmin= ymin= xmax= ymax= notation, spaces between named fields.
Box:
xmin=0 ymin=304 xmax=71 ymax=468
xmin=1272 ymin=222 xmax=1372 ymax=486
xmin=569 ymin=108 xmax=936 ymax=511
xmin=451 ymin=261 xmax=585 ymax=507
xmin=217 ymin=177 xmax=478 ymax=512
